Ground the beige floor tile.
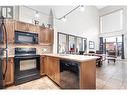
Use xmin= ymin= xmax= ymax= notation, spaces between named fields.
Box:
xmin=7 ymin=76 xmax=60 ymax=90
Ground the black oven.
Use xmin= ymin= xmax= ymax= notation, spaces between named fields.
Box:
xmin=15 ymin=31 xmax=38 ymax=44
xmin=14 ymin=48 xmax=40 ymax=85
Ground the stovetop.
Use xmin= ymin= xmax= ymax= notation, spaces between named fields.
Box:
xmin=15 ymin=54 xmax=40 ymax=57
xmin=15 ymin=54 xmax=39 ymax=56
xmin=14 ymin=48 xmax=39 ymax=57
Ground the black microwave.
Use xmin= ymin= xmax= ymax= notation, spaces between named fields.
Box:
xmin=15 ymin=31 xmax=38 ymax=44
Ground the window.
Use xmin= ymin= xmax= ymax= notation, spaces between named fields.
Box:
xmin=100 ymin=9 xmax=123 ymax=33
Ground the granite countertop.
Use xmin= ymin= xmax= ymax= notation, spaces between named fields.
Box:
xmin=2 ymin=53 xmax=99 ymax=62
xmin=43 ymin=54 xmax=99 ymax=62
xmin=2 ymin=55 xmax=14 ymax=58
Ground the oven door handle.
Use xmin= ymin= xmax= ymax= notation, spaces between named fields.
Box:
xmin=14 ymin=56 xmax=39 ymax=59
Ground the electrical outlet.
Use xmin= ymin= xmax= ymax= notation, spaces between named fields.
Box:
xmin=42 ymin=48 xmax=47 ymax=52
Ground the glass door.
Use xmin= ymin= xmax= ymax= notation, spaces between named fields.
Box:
xmin=68 ymin=35 xmax=76 ymax=54
xmin=103 ymin=35 xmax=124 ymax=59
xmin=57 ymin=32 xmax=68 ymax=54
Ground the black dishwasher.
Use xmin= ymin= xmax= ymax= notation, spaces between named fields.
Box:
xmin=60 ymin=59 xmax=80 ymax=89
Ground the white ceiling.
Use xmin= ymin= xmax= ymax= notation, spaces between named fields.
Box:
xmin=96 ymin=6 xmax=107 ymax=9
xmin=28 ymin=6 xmax=107 ymax=18
xmin=29 ymin=6 xmax=77 ymax=18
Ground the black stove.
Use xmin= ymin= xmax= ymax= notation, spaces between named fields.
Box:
xmin=14 ymin=48 xmax=41 ymax=85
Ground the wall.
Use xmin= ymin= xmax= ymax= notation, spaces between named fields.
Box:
xmin=19 ymin=6 xmax=50 ymax=25
xmin=53 ymin=6 xmax=99 ymax=53
xmin=16 ymin=6 xmax=99 ymax=54
xmin=99 ymin=6 xmax=127 ymax=59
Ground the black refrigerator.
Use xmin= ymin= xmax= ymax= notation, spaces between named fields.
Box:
xmin=0 ymin=48 xmax=4 ymax=89
xmin=0 ymin=16 xmax=8 ymax=89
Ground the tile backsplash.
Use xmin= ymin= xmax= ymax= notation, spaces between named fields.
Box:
xmin=2 ymin=44 xmax=53 ymax=57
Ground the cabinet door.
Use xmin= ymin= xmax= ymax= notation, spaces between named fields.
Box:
xmin=48 ymin=29 xmax=54 ymax=44
xmin=40 ymin=56 xmax=44 ymax=75
xmin=50 ymin=57 xmax=60 ymax=84
xmin=39 ymin=28 xmax=54 ymax=44
xmin=44 ymin=56 xmax=60 ymax=83
xmin=3 ymin=57 xmax=14 ymax=86
xmin=28 ymin=24 xmax=40 ymax=33
xmin=44 ymin=56 xmax=49 ymax=75
xmin=4 ymin=19 xmax=14 ymax=44
xmin=15 ymin=21 xmax=28 ymax=31
xmin=39 ymin=28 xmax=46 ymax=43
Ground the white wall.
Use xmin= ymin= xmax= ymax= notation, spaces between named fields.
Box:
xmin=19 ymin=6 xmax=50 ymax=25
xmin=17 ymin=6 xmax=99 ymax=53
xmin=99 ymin=6 xmax=127 ymax=59
xmin=53 ymin=6 xmax=99 ymax=53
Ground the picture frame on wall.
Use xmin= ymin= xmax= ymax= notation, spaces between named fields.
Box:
xmin=89 ymin=41 xmax=95 ymax=49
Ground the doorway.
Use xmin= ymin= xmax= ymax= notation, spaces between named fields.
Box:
xmin=100 ymin=35 xmax=124 ymax=59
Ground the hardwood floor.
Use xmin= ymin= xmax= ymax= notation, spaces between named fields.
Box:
xmin=96 ymin=59 xmax=127 ymax=89
xmin=6 ymin=59 xmax=127 ymax=89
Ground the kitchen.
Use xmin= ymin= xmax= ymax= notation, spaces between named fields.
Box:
xmin=0 ymin=6 xmax=99 ymax=89
xmin=1 ymin=5 xmax=127 ymax=90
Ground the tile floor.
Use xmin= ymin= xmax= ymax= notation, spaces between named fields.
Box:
xmin=7 ymin=77 xmax=60 ymax=89
xmin=6 ymin=59 xmax=127 ymax=90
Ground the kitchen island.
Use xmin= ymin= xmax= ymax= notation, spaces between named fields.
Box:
xmin=43 ymin=54 xmax=98 ymax=89
xmin=2 ymin=54 xmax=98 ymax=89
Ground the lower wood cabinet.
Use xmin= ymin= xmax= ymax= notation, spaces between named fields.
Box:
xmin=3 ymin=57 xmax=14 ymax=86
xmin=40 ymin=56 xmax=44 ymax=75
xmin=44 ymin=56 xmax=60 ymax=84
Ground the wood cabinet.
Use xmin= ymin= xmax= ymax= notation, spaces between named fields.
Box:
xmin=15 ymin=21 xmax=29 ymax=31
xmin=15 ymin=21 xmax=40 ymax=33
xmin=80 ymin=60 xmax=96 ymax=89
xmin=28 ymin=23 xmax=40 ymax=33
xmin=15 ymin=21 xmax=54 ymax=45
xmin=3 ymin=57 xmax=14 ymax=86
xmin=4 ymin=19 xmax=15 ymax=44
xmin=39 ymin=27 xmax=54 ymax=44
xmin=44 ymin=55 xmax=96 ymax=89
xmin=40 ymin=56 xmax=45 ymax=75
xmin=44 ymin=56 xmax=60 ymax=84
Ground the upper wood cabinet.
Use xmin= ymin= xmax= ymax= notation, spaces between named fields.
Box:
xmin=39 ymin=27 xmax=54 ymax=44
xmin=4 ymin=19 xmax=15 ymax=44
xmin=3 ymin=57 xmax=14 ymax=86
xmin=27 ymin=23 xmax=40 ymax=33
xmin=15 ymin=21 xmax=29 ymax=31
xmin=15 ymin=21 xmax=40 ymax=33
xmin=13 ymin=21 xmax=54 ymax=45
